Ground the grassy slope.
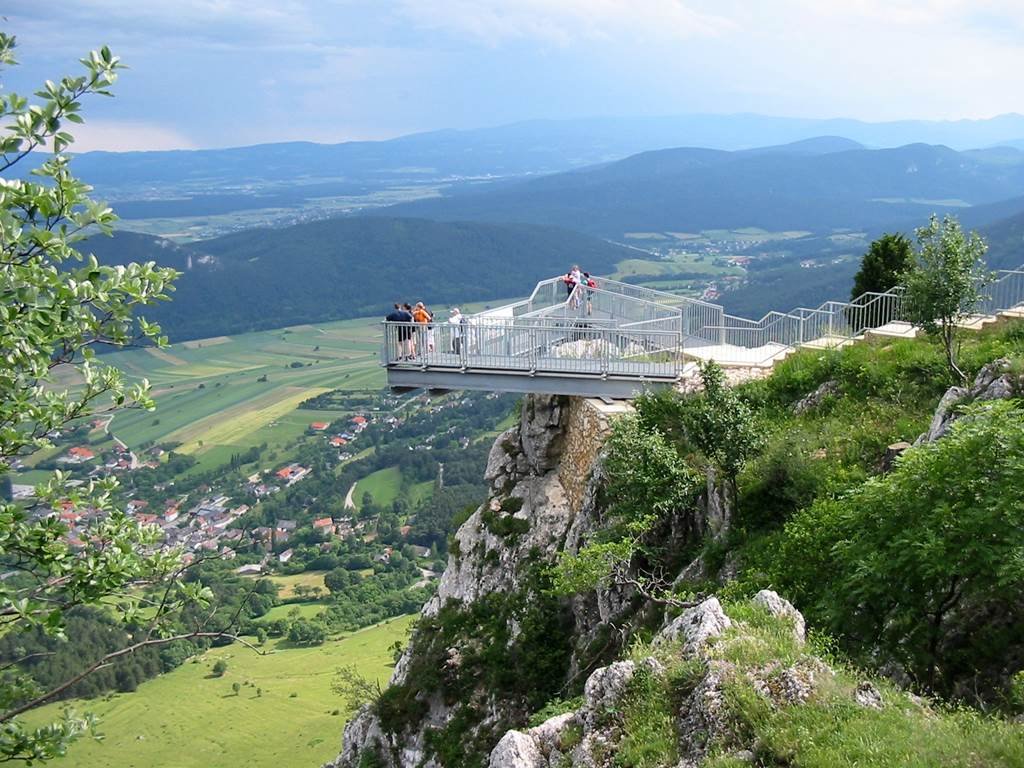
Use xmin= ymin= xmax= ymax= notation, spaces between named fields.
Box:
xmin=24 ymin=615 xmax=415 ymax=768
xmin=353 ymin=466 xmax=403 ymax=508
xmin=622 ymin=602 xmax=1024 ymax=768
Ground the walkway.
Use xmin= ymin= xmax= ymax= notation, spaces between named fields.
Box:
xmin=381 ymin=267 xmax=1024 ymax=397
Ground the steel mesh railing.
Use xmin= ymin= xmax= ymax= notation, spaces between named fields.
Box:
xmin=382 ymin=263 xmax=1024 ymax=376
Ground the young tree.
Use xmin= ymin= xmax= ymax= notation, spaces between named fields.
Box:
xmin=903 ymin=215 xmax=994 ymax=382
xmin=684 ymin=361 xmax=763 ymax=499
xmin=0 ymin=34 xmax=242 ymax=761
xmin=212 ymin=660 xmax=228 ymax=678
xmin=850 ymin=232 xmax=912 ymax=300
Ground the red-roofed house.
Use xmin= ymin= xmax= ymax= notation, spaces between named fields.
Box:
xmin=351 ymin=416 xmax=368 ymax=425
xmin=330 ymin=436 xmax=348 ymax=447
xmin=310 ymin=422 xmax=329 ymax=432
xmin=274 ymin=464 xmax=310 ymax=485
xmin=312 ymin=517 xmax=334 ymax=536
xmin=67 ymin=446 xmax=95 ymax=461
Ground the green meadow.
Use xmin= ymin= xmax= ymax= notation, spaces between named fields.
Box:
xmin=24 ymin=614 xmax=416 ymax=768
xmin=352 ymin=466 xmax=433 ymax=509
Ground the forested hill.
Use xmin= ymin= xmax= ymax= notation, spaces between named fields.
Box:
xmin=374 ymin=142 xmax=1024 ymax=237
xmin=84 ymin=219 xmax=633 ymax=341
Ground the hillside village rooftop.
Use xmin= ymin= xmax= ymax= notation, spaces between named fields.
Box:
xmin=381 ymin=269 xmax=1024 ymax=398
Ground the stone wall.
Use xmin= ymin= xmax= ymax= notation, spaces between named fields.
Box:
xmin=557 ymin=398 xmax=631 ymax=515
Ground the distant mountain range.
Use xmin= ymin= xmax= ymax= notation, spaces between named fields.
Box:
xmin=84 ymin=219 xmax=634 ymax=342
xmin=375 ymin=141 xmax=1024 ymax=238
xmin=69 ymin=113 xmax=1024 ymax=193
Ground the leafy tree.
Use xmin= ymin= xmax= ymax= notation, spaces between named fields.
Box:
xmin=212 ymin=660 xmax=228 ymax=678
xmin=0 ymin=34 xmax=237 ymax=761
xmin=287 ymin=619 xmax=327 ymax=646
xmin=684 ymin=361 xmax=763 ymax=498
xmin=850 ymin=232 xmax=912 ymax=299
xmin=232 ymin=682 xmax=241 ymax=696
xmin=902 ymin=215 xmax=994 ymax=381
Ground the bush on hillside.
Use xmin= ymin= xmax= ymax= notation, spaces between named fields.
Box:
xmin=771 ymin=400 xmax=1024 ymax=701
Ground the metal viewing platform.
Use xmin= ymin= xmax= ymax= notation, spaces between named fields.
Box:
xmin=381 ymin=267 xmax=1024 ymax=398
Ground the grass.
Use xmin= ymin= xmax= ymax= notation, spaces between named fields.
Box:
xmin=23 ymin=614 xmax=416 ymax=768
xmin=353 ymin=466 xmax=403 ymax=508
xmin=703 ymin=604 xmax=1024 ymax=768
xmin=268 ymin=572 xmax=328 ymax=599
xmin=618 ymin=601 xmax=1024 ymax=768
xmin=260 ymin=601 xmax=329 ymax=623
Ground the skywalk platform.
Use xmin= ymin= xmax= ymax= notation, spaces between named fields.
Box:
xmin=381 ymin=268 xmax=1024 ymax=398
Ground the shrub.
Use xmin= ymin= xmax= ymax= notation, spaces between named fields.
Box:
xmin=771 ymin=400 xmax=1024 ymax=699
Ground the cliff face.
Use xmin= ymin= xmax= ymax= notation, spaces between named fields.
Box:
xmin=331 ymin=395 xmax=641 ymax=768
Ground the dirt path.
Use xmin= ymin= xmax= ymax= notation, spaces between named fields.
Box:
xmin=344 ymin=481 xmax=358 ymax=510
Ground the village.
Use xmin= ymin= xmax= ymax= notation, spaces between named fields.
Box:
xmin=9 ymin=387 xmax=507 ymax=593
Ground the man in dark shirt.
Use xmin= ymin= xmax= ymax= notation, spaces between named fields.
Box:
xmin=385 ymin=303 xmax=413 ymax=359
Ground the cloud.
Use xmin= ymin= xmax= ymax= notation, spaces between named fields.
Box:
xmin=64 ymin=120 xmax=198 ymax=152
xmin=396 ymin=0 xmax=733 ymax=46
xmin=4 ymin=0 xmax=1024 ymax=149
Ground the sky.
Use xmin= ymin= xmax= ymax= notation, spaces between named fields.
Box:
xmin=4 ymin=0 xmax=1024 ymax=152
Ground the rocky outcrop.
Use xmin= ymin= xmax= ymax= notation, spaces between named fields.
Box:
xmin=331 ymin=396 xmax=631 ymax=768
xmin=487 ymin=596 xmax=750 ymax=768
xmin=654 ymin=597 xmax=732 ymax=655
xmin=753 ymin=589 xmax=806 ymax=644
xmin=917 ymin=359 xmax=1019 ymax=444
xmin=793 ymin=379 xmax=840 ymax=414
xmin=331 ymin=394 xmax=796 ymax=768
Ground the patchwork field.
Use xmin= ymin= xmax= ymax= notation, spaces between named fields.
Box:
xmin=97 ymin=318 xmax=387 ymax=469
xmin=23 ymin=614 xmax=416 ymax=768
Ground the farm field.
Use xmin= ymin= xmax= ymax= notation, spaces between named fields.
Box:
xmin=612 ymin=252 xmax=743 ymax=280
xmin=268 ymin=571 xmax=329 ymax=599
xmin=97 ymin=318 xmax=387 ymax=467
xmin=23 ymin=614 xmax=416 ymax=768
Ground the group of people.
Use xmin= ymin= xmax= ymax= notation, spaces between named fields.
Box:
xmin=563 ymin=265 xmax=598 ymax=314
xmin=385 ymin=302 xmax=466 ymax=360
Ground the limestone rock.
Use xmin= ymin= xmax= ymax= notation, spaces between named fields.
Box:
xmin=917 ymin=359 xmax=1017 ymax=444
xmin=793 ymin=379 xmax=840 ymax=414
xmin=854 ymin=681 xmax=884 ymax=709
xmin=655 ymin=597 xmax=732 ymax=656
xmin=488 ymin=731 xmax=545 ymax=768
xmin=752 ymin=662 xmax=816 ymax=705
xmin=582 ymin=660 xmax=636 ymax=728
xmin=528 ymin=712 xmax=576 ymax=756
xmin=676 ymin=662 xmax=733 ymax=762
xmin=753 ymin=590 xmax=806 ymax=644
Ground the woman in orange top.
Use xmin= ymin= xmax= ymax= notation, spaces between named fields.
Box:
xmin=412 ymin=302 xmax=431 ymax=358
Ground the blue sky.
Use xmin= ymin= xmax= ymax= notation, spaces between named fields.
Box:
xmin=4 ymin=1 xmax=1024 ymax=151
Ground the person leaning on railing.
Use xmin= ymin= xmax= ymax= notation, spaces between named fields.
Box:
xmin=385 ymin=302 xmax=414 ymax=360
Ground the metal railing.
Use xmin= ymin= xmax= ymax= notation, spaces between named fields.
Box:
xmin=382 ymin=319 xmax=684 ymax=378
xmin=382 ymin=264 xmax=1024 ymax=378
